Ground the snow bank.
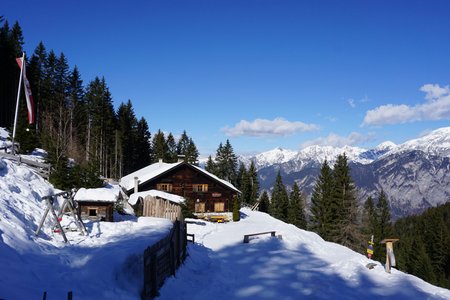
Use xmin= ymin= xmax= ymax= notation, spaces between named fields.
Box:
xmin=0 ymin=158 xmax=175 ymax=299
xmin=128 ymin=190 xmax=185 ymax=205
xmin=158 ymin=208 xmax=450 ymax=300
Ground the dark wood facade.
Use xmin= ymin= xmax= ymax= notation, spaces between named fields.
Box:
xmin=77 ymin=201 xmax=115 ymax=222
xmin=129 ymin=163 xmax=239 ymax=213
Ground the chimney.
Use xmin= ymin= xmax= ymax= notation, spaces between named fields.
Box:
xmin=134 ymin=177 xmax=140 ymax=194
xmin=158 ymin=158 xmax=163 ymax=167
xmin=177 ymin=155 xmax=185 ymax=163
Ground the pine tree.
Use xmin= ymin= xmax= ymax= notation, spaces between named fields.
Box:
xmin=309 ymin=160 xmax=334 ymax=239
xmin=288 ymin=182 xmax=307 ymax=229
xmin=135 ymin=118 xmax=152 ymax=169
xmin=331 ymin=153 xmax=361 ymax=251
xmin=116 ymin=100 xmax=138 ymax=175
xmin=176 ymin=130 xmax=190 ymax=156
xmin=165 ymin=133 xmax=177 ymax=163
xmin=269 ymin=171 xmax=289 ymax=222
xmin=152 ymin=129 xmax=167 ymax=162
xmin=214 ymin=139 xmax=237 ymax=183
xmin=376 ymin=189 xmax=392 ymax=239
xmin=185 ymin=138 xmax=199 ymax=165
xmin=258 ymin=191 xmax=270 ymax=213
xmin=205 ymin=155 xmax=216 ymax=174
xmin=362 ymin=196 xmax=377 ymax=253
xmin=248 ymin=161 xmax=259 ymax=205
xmin=67 ymin=66 xmax=85 ymax=162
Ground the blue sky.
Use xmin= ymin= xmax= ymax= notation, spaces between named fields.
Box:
xmin=4 ymin=0 xmax=450 ymax=156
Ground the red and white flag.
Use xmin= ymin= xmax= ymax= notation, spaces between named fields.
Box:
xmin=16 ymin=57 xmax=35 ymax=124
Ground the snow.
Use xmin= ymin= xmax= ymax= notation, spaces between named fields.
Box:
xmin=0 ymin=127 xmax=11 ymax=149
xmin=158 ymin=209 xmax=450 ymax=300
xmin=0 ymin=158 xmax=173 ymax=299
xmin=74 ymin=185 xmax=122 ymax=203
xmin=128 ymin=190 xmax=186 ymax=205
xmin=1 ymin=151 xmax=450 ymax=299
xmin=120 ymin=161 xmax=240 ymax=194
xmin=120 ymin=161 xmax=183 ymax=192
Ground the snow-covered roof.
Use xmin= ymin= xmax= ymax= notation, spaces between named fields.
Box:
xmin=120 ymin=161 xmax=183 ymax=192
xmin=74 ymin=186 xmax=121 ymax=203
xmin=128 ymin=190 xmax=185 ymax=205
xmin=119 ymin=161 xmax=240 ymax=193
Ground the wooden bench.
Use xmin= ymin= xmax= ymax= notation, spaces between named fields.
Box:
xmin=243 ymin=231 xmax=276 ymax=243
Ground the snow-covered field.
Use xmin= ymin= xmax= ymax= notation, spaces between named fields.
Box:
xmin=0 ymin=158 xmax=172 ymax=299
xmin=1 ymin=124 xmax=450 ymax=299
xmin=159 ymin=210 xmax=450 ymax=300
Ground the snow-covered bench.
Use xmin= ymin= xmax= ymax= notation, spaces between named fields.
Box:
xmin=243 ymin=231 xmax=276 ymax=243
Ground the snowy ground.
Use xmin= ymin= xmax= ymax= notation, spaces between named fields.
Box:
xmin=1 ymin=126 xmax=450 ymax=299
xmin=0 ymin=158 xmax=172 ymax=299
xmin=158 ymin=209 xmax=450 ymax=300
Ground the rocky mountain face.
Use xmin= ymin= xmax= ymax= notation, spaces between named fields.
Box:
xmin=241 ymin=127 xmax=450 ymax=219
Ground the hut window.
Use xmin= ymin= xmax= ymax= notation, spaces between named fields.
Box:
xmin=157 ymin=183 xmax=173 ymax=192
xmin=88 ymin=208 xmax=98 ymax=217
xmin=195 ymin=202 xmax=205 ymax=213
xmin=214 ymin=202 xmax=225 ymax=212
xmin=193 ymin=184 xmax=208 ymax=192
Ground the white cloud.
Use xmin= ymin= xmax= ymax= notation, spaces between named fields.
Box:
xmin=362 ymin=84 xmax=450 ymax=126
xmin=222 ymin=117 xmax=319 ymax=137
xmin=301 ymin=132 xmax=374 ymax=148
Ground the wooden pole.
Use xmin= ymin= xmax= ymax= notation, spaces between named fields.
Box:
xmin=12 ymin=53 xmax=25 ymax=155
xmin=380 ymin=238 xmax=399 ymax=273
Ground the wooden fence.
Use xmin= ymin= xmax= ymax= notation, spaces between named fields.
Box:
xmin=0 ymin=152 xmax=50 ymax=180
xmin=142 ymin=220 xmax=187 ymax=300
xmin=142 ymin=195 xmax=183 ymax=222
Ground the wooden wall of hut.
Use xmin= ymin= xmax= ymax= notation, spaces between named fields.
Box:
xmin=143 ymin=196 xmax=183 ymax=222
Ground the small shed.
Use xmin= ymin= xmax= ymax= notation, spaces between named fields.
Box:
xmin=74 ymin=186 xmax=121 ymax=222
xmin=129 ymin=190 xmax=185 ymax=222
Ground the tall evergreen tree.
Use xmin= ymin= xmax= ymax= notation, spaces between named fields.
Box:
xmin=135 ymin=118 xmax=152 ymax=169
xmin=258 ymin=190 xmax=270 ymax=213
xmin=165 ymin=133 xmax=177 ymax=163
xmin=269 ymin=171 xmax=289 ymax=222
xmin=152 ymin=129 xmax=167 ymax=162
xmin=67 ymin=66 xmax=85 ymax=162
xmin=361 ymin=196 xmax=377 ymax=253
xmin=205 ymin=155 xmax=216 ymax=174
xmin=288 ymin=182 xmax=307 ymax=229
xmin=331 ymin=153 xmax=361 ymax=251
xmin=185 ymin=138 xmax=199 ymax=165
xmin=247 ymin=161 xmax=259 ymax=205
xmin=116 ymin=100 xmax=138 ymax=176
xmin=214 ymin=139 xmax=237 ymax=183
xmin=309 ymin=160 xmax=334 ymax=239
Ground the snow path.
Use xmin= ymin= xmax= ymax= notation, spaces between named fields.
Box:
xmin=158 ymin=209 xmax=450 ymax=300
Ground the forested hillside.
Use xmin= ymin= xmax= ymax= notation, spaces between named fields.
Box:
xmin=0 ymin=18 xmax=199 ymax=189
xmin=393 ymin=203 xmax=450 ymax=289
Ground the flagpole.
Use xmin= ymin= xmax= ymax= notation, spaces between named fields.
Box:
xmin=12 ymin=52 xmax=25 ymax=155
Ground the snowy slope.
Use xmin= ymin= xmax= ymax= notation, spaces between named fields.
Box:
xmin=0 ymin=158 xmax=173 ymax=299
xmin=159 ymin=209 xmax=450 ymax=300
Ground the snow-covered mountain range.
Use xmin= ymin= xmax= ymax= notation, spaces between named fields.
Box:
xmin=241 ymin=127 xmax=450 ymax=219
